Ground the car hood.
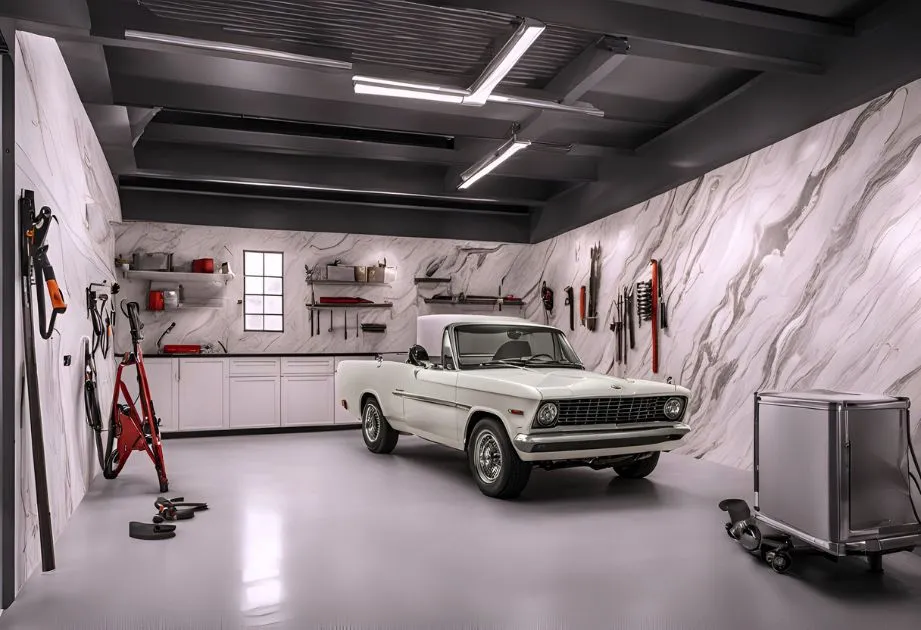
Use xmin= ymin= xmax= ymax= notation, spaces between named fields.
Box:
xmin=462 ymin=368 xmax=689 ymax=399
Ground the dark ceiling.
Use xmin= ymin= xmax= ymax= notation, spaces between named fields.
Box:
xmin=4 ymin=0 xmax=921 ymax=243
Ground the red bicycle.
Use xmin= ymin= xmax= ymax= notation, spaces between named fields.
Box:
xmin=103 ymin=301 xmax=169 ymax=492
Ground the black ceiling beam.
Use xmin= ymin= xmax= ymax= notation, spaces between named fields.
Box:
xmin=412 ymin=0 xmax=826 ymax=74
xmin=605 ymin=0 xmax=853 ymax=36
xmin=140 ymin=123 xmax=599 ymax=182
xmin=118 ymin=188 xmax=531 ymax=243
xmin=0 ymin=0 xmax=89 ymax=30
xmin=530 ymin=0 xmax=921 ymax=241
xmin=544 ymin=36 xmax=630 ymax=105
xmin=131 ymin=142 xmax=560 ymax=204
xmin=84 ymin=0 xmax=352 ymax=71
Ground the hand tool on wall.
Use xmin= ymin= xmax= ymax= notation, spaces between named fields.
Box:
xmin=541 ymin=281 xmax=554 ymax=324
xmin=19 ymin=190 xmax=59 ymax=572
xmin=650 ymin=259 xmax=660 ymax=374
xmin=655 ymin=258 xmax=668 ymax=330
xmin=586 ymin=244 xmax=601 ymax=331
xmin=626 ymin=286 xmax=635 ymax=350
xmin=610 ymin=293 xmax=623 ymax=364
xmin=579 ymin=286 xmax=586 ymax=327
xmin=328 ymin=310 xmax=333 ymax=334
xmin=310 ymin=309 xmax=314 ymax=338
xmin=87 ymin=281 xmax=112 ymax=358
xmin=344 ymin=311 xmax=348 ymax=339
xmin=637 ymin=280 xmax=654 ymax=371
xmin=564 ymin=286 xmax=574 ymax=331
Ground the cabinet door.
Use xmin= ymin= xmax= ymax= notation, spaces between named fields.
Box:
xmin=281 ymin=375 xmax=334 ymax=426
xmin=124 ymin=358 xmax=178 ymax=433
xmin=178 ymin=358 xmax=227 ymax=431
xmin=229 ymin=377 xmax=280 ymax=429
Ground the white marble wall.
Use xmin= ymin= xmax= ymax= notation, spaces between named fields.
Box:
xmin=534 ymin=80 xmax=921 ymax=469
xmin=112 ymin=224 xmax=530 ymax=355
xmin=114 ymin=77 xmax=921 ymax=478
xmin=14 ymin=32 xmax=120 ymax=588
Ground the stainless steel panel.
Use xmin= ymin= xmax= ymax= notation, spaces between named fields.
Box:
xmin=757 ymin=402 xmax=832 ymax=541
xmin=846 ymin=408 xmax=914 ymax=532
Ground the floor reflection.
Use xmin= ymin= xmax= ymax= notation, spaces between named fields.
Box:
xmin=241 ymin=508 xmax=283 ymax=624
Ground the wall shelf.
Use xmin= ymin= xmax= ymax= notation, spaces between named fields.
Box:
xmin=309 ymin=280 xmax=391 ymax=287
xmin=307 ymin=302 xmax=393 ymax=309
xmin=413 ymin=277 xmax=451 ymax=284
xmin=125 ymin=270 xmax=235 ymax=285
xmin=423 ymin=297 xmax=525 ymax=307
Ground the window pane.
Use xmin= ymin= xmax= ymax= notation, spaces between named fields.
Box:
xmin=245 ymin=295 xmax=264 ymax=314
xmin=264 ymin=253 xmax=283 ymax=277
xmin=244 ymin=251 xmax=263 ymax=275
xmin=264 ymin=315 xmax=283 ymax=331
xmin=264 ymin=277 xmax=283 ymax=295
xmin=264 ymin=296 xmax=283 ymax=315
xmin=245 ymin=315 xmax=264 ymax=330
xmin=244 ymin=276 xmax=264 ymax=295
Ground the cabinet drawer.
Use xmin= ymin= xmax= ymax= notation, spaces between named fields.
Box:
xmin=229 ymin=358 xmax=280 ymax=376
xmin=281 ymin=357 xmax=334 ymax=375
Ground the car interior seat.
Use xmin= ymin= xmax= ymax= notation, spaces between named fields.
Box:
xmin=492 ymin=340 xmax=532 ymax=361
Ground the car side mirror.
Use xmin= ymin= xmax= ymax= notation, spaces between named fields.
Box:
xmin=408 ymin=344 xmax=430 ymax=367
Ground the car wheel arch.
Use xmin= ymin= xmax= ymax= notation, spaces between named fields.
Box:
xmin=463 ymin=408 xmax=513 ymax=449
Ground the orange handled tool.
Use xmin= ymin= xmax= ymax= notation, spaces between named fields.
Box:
xmin=579 ymin=286 xmax=586 ymax=327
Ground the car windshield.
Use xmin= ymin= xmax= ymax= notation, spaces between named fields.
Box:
xmin=453 ymin=324 xmax=583 ymax=370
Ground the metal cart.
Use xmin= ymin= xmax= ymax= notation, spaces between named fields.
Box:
xmin=753 ymin=390 xmax=921 ymax=573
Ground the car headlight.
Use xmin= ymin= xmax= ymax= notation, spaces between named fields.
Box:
xmin=536 ymin=402 xmax=559 ymax=427
xmin=663 ymin=397 xmax=684 ymax=421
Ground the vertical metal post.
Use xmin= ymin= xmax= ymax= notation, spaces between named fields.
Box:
xmin=0 ymin=25 xmax=17 ymax=609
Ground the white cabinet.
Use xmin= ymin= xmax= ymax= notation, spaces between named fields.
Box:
xmin=281 ymin=375 xmax=334 ymax=426
xmin=229 ymin=376 xmax=281 ymax=428
xmin=123 ymin=357 xmax=179 ymax=433
xmin=178 ymin=357 xmax=228 ymax=431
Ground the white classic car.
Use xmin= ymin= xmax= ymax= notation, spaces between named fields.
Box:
xmin=336 ymin=314 xmax=691 ymax=498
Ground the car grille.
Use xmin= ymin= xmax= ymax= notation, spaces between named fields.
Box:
xmin=548 ymin=396 xmax=681 ymax=426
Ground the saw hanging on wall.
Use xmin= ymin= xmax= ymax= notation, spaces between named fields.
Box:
xmin=586 ymin=243 xmax=601 ymax=331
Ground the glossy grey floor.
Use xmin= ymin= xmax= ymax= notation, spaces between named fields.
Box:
xmin=2 ymin=431 xmax=921 ymax=630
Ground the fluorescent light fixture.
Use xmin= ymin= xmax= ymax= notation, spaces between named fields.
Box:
xmin=124 ymin=30 xmax=352 ymax=70
xmin=487 ymin=93 xmax=605 ymax=117
xmin=354 ymin=82 xmax=465 ymax=104
xmin=464 ymin=19 xmax=546 ymax=106
xmin=458 ymin=139 xmax=531 ymax=190
xmin=352 ymin=75 xmax=469 ymax=96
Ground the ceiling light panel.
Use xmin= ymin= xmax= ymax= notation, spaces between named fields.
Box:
xmin=459 ymin=140 xmax=531 ymax=190
xmin=464 ymin=19 xmax=546 ymax=106
xmin=353 ymin=82 xmax=465 ymax=104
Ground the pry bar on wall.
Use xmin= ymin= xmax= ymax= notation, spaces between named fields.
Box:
xmin=563 ymin=286 xmax=574 ymax=331
xmin=18 ymin=190 xmax=60 ymax=572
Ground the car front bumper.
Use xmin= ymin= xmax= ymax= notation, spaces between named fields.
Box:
xmin=512 ymin=424 xmax=690 ymax=461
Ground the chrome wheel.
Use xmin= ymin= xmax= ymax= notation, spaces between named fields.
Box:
xmin=363 ymin=404 xmax=381 ymax=442
xmin=474 ymin=430 xmax=503 ymax=483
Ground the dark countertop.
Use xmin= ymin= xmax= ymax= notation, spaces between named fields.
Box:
xmin=142 ymin=351 xmax=405 ymax=359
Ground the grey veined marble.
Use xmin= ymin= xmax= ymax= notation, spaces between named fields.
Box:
xmin=117 ymin=78 xmax=921 ymax=473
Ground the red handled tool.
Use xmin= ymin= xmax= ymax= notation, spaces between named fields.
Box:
xmin=650 ymin=259 xmax=660 ymax=374
xmin=579 ymin=286 xmax=586 ymax=326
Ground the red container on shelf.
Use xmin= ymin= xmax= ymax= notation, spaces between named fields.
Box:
xmin=147 ymin=290 xmax=165 ymax=311
xmin=162 ymin=345 xmax=202 ymax=355
xmin=192 ymin=258 xmax=215 ymax=273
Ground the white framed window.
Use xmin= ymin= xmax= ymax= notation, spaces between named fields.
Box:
xmin=243 ymin=250 xmax=284 ymax=332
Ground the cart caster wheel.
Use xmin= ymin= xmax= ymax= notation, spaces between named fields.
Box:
xmin=159 ymin=481 xmax=169 ymax=493
xmin=770 ymin=552 xmax=792 ymax=574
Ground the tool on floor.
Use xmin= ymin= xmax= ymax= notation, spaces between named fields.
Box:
xmin=650 ymin=259 xmax=660 ymax=373
xmin=579 ymin=286 xmax=586 ymax=327
xmin=129 ymin=521 xmax=176 ymax=541
xmin=105 ymin=301 xmax=169 ymax=492
xmin=586 ymin=244 xmax=601 ymax=331
xmin=153 ymin=496 xmax=209 ymax=523
xmin=657 ymin=258 xmax=668 ymax=330
xmin=540 ymin=281 xmax=554 ymax=324
xmin=19 ymin=190 xmax=61 ymax=572
xmin=87 ymin=281 xmax=112 ymax=358
xmin=563 ymin=286 xmax=574 ymax=331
